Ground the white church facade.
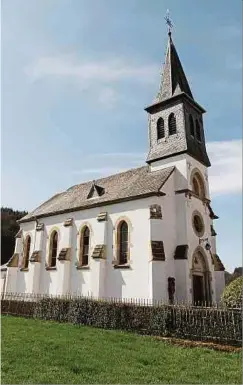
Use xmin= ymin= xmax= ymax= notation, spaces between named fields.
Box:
xmin=1 ymin=31 xmax=225 ymax=304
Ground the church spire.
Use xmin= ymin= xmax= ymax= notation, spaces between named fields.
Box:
xmin=145 ymin=14 xmax=210 ymax=168
xmin=156 ymin=32 xmax=194 ymax=102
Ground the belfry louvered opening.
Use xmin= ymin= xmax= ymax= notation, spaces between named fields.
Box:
xmin=157 ymin=117 xmax=165 ymax=140
xmin=189 ymin=115 xmax=194 ymax=137
xmin=168 ymin=113 xmax=177 ymax=135
xmin=195 ymin=120 xmax=201 ymax=141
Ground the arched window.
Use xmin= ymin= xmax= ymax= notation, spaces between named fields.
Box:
xmin=168 ymin=113 xmax=177 ymax=135
xmin=49 ymin=231 xmax=58 ymax=267
xmin=80 ymin=226 xmax=90 ymax=266
xmin=189 ymin=115 xmax=194 ymax=137
xmin=118 ymin=221 xmax=128 ymax=265
xmin=191 ymin=171 xmax=206 ymax=199
xmin=195 ymin=120 xmax=201 ymax=141
xmin=23 ymin=236 xmax=31 ymax=269
xmin=157 ymin=117 xmax=165 ymax=140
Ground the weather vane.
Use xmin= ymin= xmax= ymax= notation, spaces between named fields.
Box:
xmin=164 ymin=9 xmax=174 ymax=34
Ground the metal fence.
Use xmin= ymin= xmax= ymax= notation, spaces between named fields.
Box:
xmin=1 ymin=291 xmax=241 ymax=308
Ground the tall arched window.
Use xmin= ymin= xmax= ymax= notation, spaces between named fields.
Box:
xmin=189 ymin=115 xmax=194 ymax=137
xmin=49 ymin=231 xmax=58 ymax=267
xmin=191 ymin=171 xmax=206 ymax=199
xmin=157 ymin=117 xmax=165 ymax=140
xmin=80 ymin=226 xmax=90 ymax=266
xmin=168 ymin=113 xmax=177 ymax=135
xmin=23 ymin=236 xmax=31 ymax=269
xmin=118 ymin=221 xmax=128 ymax=265
xmin=195 ymin=120 xmax=201 ymax=141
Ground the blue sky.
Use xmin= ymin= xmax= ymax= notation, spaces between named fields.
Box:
xmin=1 ymin=0 xmax=242 ymax=272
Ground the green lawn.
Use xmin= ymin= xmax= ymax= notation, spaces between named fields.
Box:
xmin=1 ymin=316 xmax=242 ymax=384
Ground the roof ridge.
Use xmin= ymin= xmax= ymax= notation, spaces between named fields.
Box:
xmin=66 ymin=165 xmax=148 ymax=192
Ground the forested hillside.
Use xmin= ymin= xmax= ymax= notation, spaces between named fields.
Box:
xmin=1 ymin=207 xmax=27 ymax=265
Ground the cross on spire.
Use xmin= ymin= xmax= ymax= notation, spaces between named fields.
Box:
xmin=164 ymin=9 xmax=174 ymax=35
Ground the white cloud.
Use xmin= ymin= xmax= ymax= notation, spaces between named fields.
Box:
xmin=72 ymin=140 xmax=242 ymax=196
xmin=207 ymin=139 xmax=242 ymax=195
xmin=25 ymin=54 xmax=158 ymax=84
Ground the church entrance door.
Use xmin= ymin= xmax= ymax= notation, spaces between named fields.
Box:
xmin=191 ymin=249 xmax=211 ymax=306
xmin=192 ymin=275 xmax=204 ymax=305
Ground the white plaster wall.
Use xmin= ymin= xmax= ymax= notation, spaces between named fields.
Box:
xmin=150 ymin=154 xmax=210 ymax=199
xmin=13 ymin=196 xmax=163 ymax=299
xmin=1 ymin=271 xmax=6 ymax=295
xmin=214 ymin=271 xmax=225 ymax=303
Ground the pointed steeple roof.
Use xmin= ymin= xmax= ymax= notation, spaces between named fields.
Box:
xmin=156 ymin=32 xmax=193 ymax=102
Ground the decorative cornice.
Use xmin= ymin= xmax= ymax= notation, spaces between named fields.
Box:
xmin=36 ymin=223 xmax=44 ymax=231
xmin=30 ymin=251 xmax=41 ymax=263
xmin=212 ymin=254 xmax=225 ymax=271
xmin=57 ymin=248 xmax=71 ymax=261
xmin=175 ymin=189 xmax=210 ymax=203
xmin=63 ymin=218 xmax=73 ymax=227
xmin=208 ymin=203 xmax=219 ymax=220
xmin=92 ymin=244 xmax=106 ymax=259
xmin=211 ymin=225 xmax=217 ymax=236
xmin=145 ymin=92 xmax=206 ymax=114
xmin=97 ymin=212 xmax=107 ymax=222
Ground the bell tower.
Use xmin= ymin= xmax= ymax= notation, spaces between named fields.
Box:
xmin=145 ymin=30 xmax=210 ymax=168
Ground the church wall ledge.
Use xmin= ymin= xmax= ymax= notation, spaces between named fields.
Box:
xmin=45 ymin=266 xmax=57 ymax=271
xmin=76 ymin=265 xmax=90 ymax=270
xmin=113 ymin=264 xmax=131 ymax=269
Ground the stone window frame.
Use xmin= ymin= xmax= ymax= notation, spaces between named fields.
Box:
xmin=46 ymin=227 xmax=60 ymax=270
xmin=21 ymin=234 xmax=31 ymax=271
xmin=113 ymin=217 xmax=132 ymax=268
xmin=78 ymin=223 xmax=92 ymax=268
xmin=192 ymin=210 xmax=205 ymax=237
xmin=190 ymin=168 xmax=206 ymax=200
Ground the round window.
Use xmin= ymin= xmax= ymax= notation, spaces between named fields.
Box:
xmin=192 ymin=212 xmax=204 ymax=236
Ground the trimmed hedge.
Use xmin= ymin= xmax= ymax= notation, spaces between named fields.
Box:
xmin=1 ymin=296 xmax=242 ymax=346
xmin=221 ymin=276 xmax=243 ymax=308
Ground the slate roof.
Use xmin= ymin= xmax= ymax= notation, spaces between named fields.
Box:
xmin=20 ymin=166 xmax=175 ymax=223
xmin=156 ymin=33 xmax=193 ymax=103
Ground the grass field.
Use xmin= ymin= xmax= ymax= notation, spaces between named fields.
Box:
xmin=1 ymin=316 xmax=242 ymax=384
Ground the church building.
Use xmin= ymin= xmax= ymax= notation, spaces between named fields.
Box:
xmin=1 ymin=29 xmax=225 ymax=304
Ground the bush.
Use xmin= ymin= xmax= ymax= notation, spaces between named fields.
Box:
xmin=221 ymin=276 xmax=243 ymax=308
xmin=2 ymin=295 xmax=242 ymax=346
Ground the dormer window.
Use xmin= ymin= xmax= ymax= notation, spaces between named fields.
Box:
xmin=195 ymin=120 xmax=201 ymax=142
xmin=157 ymin=117 xmax=165 ymax=140
xmin=168 ymin=113 xmax=177 ymax=135
xmin=189 ymin=115 xmax=194 ymax=137
xmin=87 ymin=182 xmax=105 ymax=199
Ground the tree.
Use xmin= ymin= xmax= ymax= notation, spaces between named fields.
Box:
xmin=221 ymin=276 xmax=242 ymax=308
xmin=225 ymin=267 xmax=243 ymax=286
xmin=1 ymin=207 xmax=27 ymax=265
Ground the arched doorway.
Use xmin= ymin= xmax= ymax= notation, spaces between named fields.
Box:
xmin=191 ymin=249 xmax=211 ymax=306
